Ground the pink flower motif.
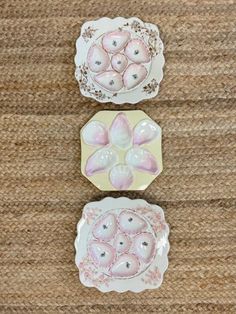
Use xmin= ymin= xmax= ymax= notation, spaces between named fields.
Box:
xmin=82 ymin=207 xmax=102 ymax=225
xmin=141 ymin=266 xmax=161 ymax=285
xmin=135 ymin=207 xmax=167 ymax=235
xmin=81 ymin=113 xmax=161 ymax=190
xmin=78 ymin=256 xmax=114 ymax=288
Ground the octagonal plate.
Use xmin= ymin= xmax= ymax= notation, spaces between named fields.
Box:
xmin=80 ymin=110 xmax=163 ymax=191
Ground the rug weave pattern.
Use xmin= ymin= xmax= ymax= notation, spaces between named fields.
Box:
xmin=0 ymin=0 xmax=236 ymax=313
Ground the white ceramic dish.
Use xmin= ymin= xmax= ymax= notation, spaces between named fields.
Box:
xmin=75 ymin=17 xmax=165 ymax=104
xmin=75 ymin=197 xmax=170 ymax=293
xmin=80 ymin=110 xmax=163 ymax=191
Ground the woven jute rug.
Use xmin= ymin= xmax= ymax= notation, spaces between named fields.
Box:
xmin=0 ymin=0 xmax=236 ymax=313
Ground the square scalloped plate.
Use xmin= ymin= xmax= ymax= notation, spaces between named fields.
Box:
xmin=75 ymin=197 xmax=170 ymax=293
xmin=75 ymin=17 xmax=165 ymax=104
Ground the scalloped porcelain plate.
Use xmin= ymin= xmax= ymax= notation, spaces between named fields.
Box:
xmin=75 ymin=17 xmax=165 ymax=104
xmin=75 ymin=197 xmax=170 ymax=293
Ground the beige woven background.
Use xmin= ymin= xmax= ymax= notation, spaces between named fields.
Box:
xmin=0 ymin=0 xmax=236 ymax=313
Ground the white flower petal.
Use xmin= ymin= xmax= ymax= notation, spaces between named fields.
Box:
xmin=109 ymin=113 xmax=132 ymax=149
xmin=126 ymin=147 xmax=158 ymax=174
xmin=109 ymin=164 xmax=133 ymax=190
xmin=85 ymin=147 xmax=118 ymax=176
xmin=133 ymin=119 xmax=160 ymax=145
xmin=82 ymin=120 xmax=109 ymax=146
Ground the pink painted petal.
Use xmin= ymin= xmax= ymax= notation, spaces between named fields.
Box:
xmin=113 ymin=233 xmax=132 ymax=253
xmin=89 ymin=241 xmax=115 ymax=268
xmin=125 ymin=147 xmax=158 ymax=174
xmin=93 ymin=213 xmax=117 ymax=241
xmin=109 ymin=164 xmax=133 ymax=190
xmin=123 ymin=63 xmax=147 ymax=90
xmin=102 ymin=30 xmax=131 ymax=53
xmin=111 ymin=53 xmax=128 ymax=73
xmin=124 ymin=39 xmax=150 ymax=64
xmin=95 ymin=71 xmax=123 ymax=92
xmin=82 ymin=120 xmax=109 ymax=146
xmin=118 ymin=210 xmax=147 ymax=234
xmin=133 ymin=119 xmax=160 ymax=145
xmin=87 ymin=44 xmax=110 ymax=73
xmin=110 ymin=253 xmax=140 ymax=278
xmin=110 ymin=113 xmax=132 ymax=149
xmin=85 ymin=148 xmax=118 ymax=176
xmin=133 ymin=232 xmax=156 ymax=263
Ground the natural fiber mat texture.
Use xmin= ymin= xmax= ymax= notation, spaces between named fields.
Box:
xmin=0 ymin=0 xmax=236 ymax=313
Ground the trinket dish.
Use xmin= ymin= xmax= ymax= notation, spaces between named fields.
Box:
xmin=81 ymin=110 xmax=163 ymax=191
xmin=75 ymin=197 xmax=170 ymax=292
xmin=75 ymin=17 xmax=164 ymax=104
